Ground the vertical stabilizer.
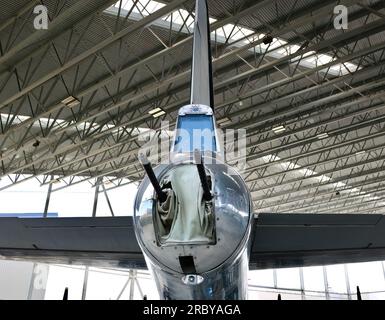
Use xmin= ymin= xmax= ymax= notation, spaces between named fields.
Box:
xmin=190 ymin=0 xmax=214 ymax=108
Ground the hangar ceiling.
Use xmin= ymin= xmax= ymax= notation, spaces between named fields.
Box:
xmin=1 ymin=0 xmax=385 ymax=214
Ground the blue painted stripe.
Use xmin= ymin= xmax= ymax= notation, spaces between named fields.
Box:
xmin=0 ymin=213 xmax=58 ymax=218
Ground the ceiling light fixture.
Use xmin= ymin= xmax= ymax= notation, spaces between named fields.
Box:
xmin=317 ymin=133 xmax=329 ymax=139
xmin=152 ymin=110 xmax=166 ymax=118
xmin=61 ymin=96 xmax=80 ymax=108
xmin=49 ymin=178 xmax=61 ymax=184
xmin=148 ymin=107 xmax=162 ymax=115
xmin=272 ymin=125 xmax=285 ymax=133
xmin=217 ymin=117 xmax=232 ymax=125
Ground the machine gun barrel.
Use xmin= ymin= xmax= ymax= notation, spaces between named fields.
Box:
xmin=139 ymin=154 xmax=167 ymax=203
xmin=194 ymin=150 xmax=213 ymax=201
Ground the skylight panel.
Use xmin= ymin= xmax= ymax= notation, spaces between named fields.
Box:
xmin=107 ymin=0 xmax=360 ymax=76
xmin=316 ymin=54 xmax=334 ymax=65
xmin=216 ymin=24 xmax=255 ymax=43
xmin=107 ymin=0 xmax=358 ymax=75
xmin=276 ymin=44 xmax=300 ymax=55
xmin=265 ymin=38 xmax=287 ymax=50
xmin=164 ymin=7 xmax=216 ymax=31
xmin=304 ymin=53 xmax=334 ymax=65
xmin=114 ymin=0 xmax=165 ymax=16
xmin=329 ymin=62 xmax=360 ymax=75
xmin=164 ymin=9 xmax=193 ymax=27
xmin=145 ymin=0 xmax=166 ymax=14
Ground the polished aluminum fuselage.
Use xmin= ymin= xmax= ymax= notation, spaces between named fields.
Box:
xmin=134 ymin=154 xmax=253 ymax=299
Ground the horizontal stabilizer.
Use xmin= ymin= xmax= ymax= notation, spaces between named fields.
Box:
xmin=0 ymin=216 xmax=146 ymax=269
xmin=1 ymin=214 xmax=385 ymax=270
xmin=250 ymin=213 xmax=385 ymax=269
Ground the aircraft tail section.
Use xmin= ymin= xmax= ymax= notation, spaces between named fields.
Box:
xmin=190 ymin=0 xmax=214 ymax=108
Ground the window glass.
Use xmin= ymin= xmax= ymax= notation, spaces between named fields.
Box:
xmin=279 ymin=292 xmax=302 ymax=300
xmin=44 ymin=265 xmax=86 ymax=300
xmin=0 ymin=175 xmax=48 ymax=215
xmin=326 ymin=264 xmax=348 ymax=294
xmin=248 ymin=269 xmax=274 ymax=287
xmin=85 ymin=268 xmax=131 ymax=300
xmin=348 ymin=261 xmax=385 ymax=294
xmin=96 ymin=182 xmax=139 ymax=216
xmin=48 ymin=179 xmax=94 ymax=217
xmin=329 ymin=293 xmax=349 ymax=300
xmin=0 ymin=260 xmax=34 ymax=299
xmin=248 ymin=289 xmax=278 ymax=300
xmin=303 ymin=291 xmax=327 ymax=300
xmin=362 ymin=292 xmax=385 ymax=300
xmin=276 ymin=268 xmax=301 ymax=290
xmin=174 ymin=115 xmax=216 ymax=152
xmin=39 ymin=261 xmax=385 ymax=300
xmin=119 ymin=271 xmax=159 ymax=300
xmin=303 ymin=266 xmax=325 ymax=293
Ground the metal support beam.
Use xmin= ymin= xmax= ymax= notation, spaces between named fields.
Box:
xmin=322 ymin=266 xmax=330 ymax=300
xmin=0 ymin=0 xmax=190 ymax=110
xmin=82 ymin=266 xmax=89 ymax=300
xmin=43 ymin=175 xmax=53 ymax=217
xmin=102 ymin=184 xmax=115 ymax=216
xmin=92 ymin=178 xmax=102 ymax=217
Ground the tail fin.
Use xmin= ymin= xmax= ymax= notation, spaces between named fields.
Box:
xmin=190 ymin=0 xmax=214 ymax=109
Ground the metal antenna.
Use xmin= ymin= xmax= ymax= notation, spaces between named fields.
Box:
xmin=62 ymin=287 xmax=68 ymax=300
xmin=190 ymin=0 xmax=214 ymax=108
xmin=194 ymin=149 xmax=212 ymax=201
xmin=356 ymin=286 xmax=362 ymax=300
xmin=139 ymin=154 xmax=167 ymax=203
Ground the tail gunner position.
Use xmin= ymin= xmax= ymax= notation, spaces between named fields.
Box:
xmin=133 ymin=0 xmax=253 ymax=299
